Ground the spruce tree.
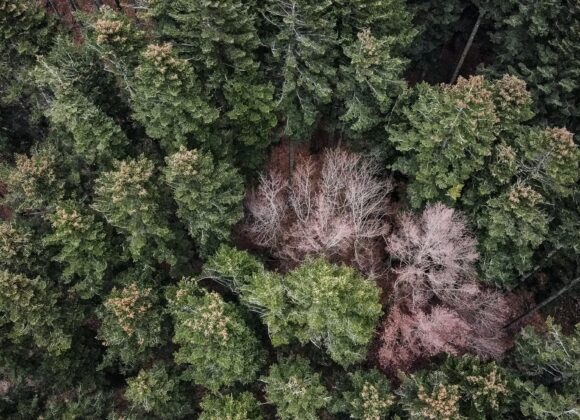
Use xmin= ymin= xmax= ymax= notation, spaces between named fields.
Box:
xmin=92 ymin=156 xmax=176 ymax=265
xmin=167 ymin=278 xmax=265 ymax=391
xmin=131 ymin=43 xmax=218 ymax=153
xmin=264 ymin=0 xmax=337 ymax=139
xmin=164 ymin=146 xmax=244 ymax=257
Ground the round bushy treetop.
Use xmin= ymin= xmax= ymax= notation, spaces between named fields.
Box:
xmin=242 ymin=258 xmax=382 ymax=367
xmin=97 ymin=282 xmax=163 ymax=368
xmin=124 ymin=364 xmax=190 ymax=418
xmin=167 ymin=278 xmax=265 ymax=391
xmin=199 ymin=392 xmax=263 ymax=420
xmin=263 ymin=356 xmax=331 ymax=420
xmin=164 ymin=146 xmax=244 ymax=257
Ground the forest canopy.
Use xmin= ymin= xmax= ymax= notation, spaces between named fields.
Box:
xmin=0 ymin=0 xmax=578 ymax=418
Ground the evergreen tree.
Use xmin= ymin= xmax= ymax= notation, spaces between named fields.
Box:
xmin=242 ymin=258 xmax=382 ymax=366
xmin=164 ymin=146 xmax=244 ymax=257
xmin=167 ymin=278 xmax=265 ymax=391
xmin=199 ymin=392 xmax=264 ymax=420
xmin=47 ymin=87 xmax=129 ymax=166
xmin=97 ymin=281 xmax=163 ymax=368
xmin=332 ymin=369 xmax=395 ymax=419
xmin=334 ymin=0 xmax=416 ymax=140
xmin=484 ymin=0 xmax=580 ymax=131
xmin=92 ymin=156 xmax=176 ymax=265
xmin=399 ymin=355 xmax=514 ymax=419
xmin=124 ymin=364 xmax=191 ymax=418
xmin=263 ymin=356 xmax=331 ymax=420
xmin=43 ymin=201 xmax=117 ymax=299
xmin=264 ymin=0 xmax=337 ymax=139
xmin=0 ymin=270 xmax=71 ymax=355
xmin=131 ymin=43 xmax=218 ymax=153
xmin=147 ymin=0 xmax=277 ymax=170
xmin=0 ymin=0 xmax=54 ymax=154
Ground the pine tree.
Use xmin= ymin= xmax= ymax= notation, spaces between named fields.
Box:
xmin=164 ymin=147 xmax=244 ymax=257
xmin=333 ymin=369 xmax=395 ymax=419
xmin=131 ymin=43 xmax=218 ymax=153
xmin=47 ymin=87 xmax=129 ymax=166
xmin=0 ymin=270 xmax=70 ymax=355
xmin=484 ymin=0 xmax=580 ymax=131
xmin=167 ymin=278 xmax=265 ymax=391
xmin=124 ymin=364 xmax=191 ymax=418
xmin=147 ymin=0 xmax=277 ymax=170
xmin=333 ymin=0 xmax=416 ymax=139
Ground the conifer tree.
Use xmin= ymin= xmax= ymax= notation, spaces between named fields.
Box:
xmin=263 ymin=356 xmax=330 ymax=420
xmin=124 ymin=364 xmax=191 ymax=418
xmin=484 ymin=0 xmax=580 ymax=131
xmin=333 ymin=369 xmax=395 ymax=419
xmin=97 ymin=281 xmax=163 ymax=368
xmin=43 ymin=201 xmax=117 ymax=299
xmin=167 ymin=278 xmax=265 ymax=391
xmin=199 ymin=392 xmax=264 ymax=420
xmin=264 ymin=0 xmax=337 ymax=139
xmin=147 ymin=0 xmax=277 ymax=170
xmin=92 ymin=156 xmax=176 ymax=265
xmin=164 ymin=146 xmax=244 ymax=257
xmin=47 ymin=88 xmax=128 ymax=166
xmin=334 ymin=0 xmax=416 ymax=139
xmin=0 ymin=270 xmax=70 ymax=355
xmin=242 ymin=258 xmax=382 ymax=366
xmin=131 ymin=43 xmax=218 ymax=153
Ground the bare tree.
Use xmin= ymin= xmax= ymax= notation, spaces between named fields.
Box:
xmin=245 ymin=149 xmax=393 ymax=274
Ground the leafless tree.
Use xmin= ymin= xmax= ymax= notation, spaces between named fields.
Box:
xmin=245 ymin=148 xmax=393 ymax=274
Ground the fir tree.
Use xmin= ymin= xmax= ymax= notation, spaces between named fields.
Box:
xmin=164 ymin=146 xmax=244 ymax=257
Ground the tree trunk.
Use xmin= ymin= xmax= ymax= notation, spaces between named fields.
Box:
xmin=46 ymin=0 xmax=61 ymax=17
xmin=509 ymin=246 xmax=562 ymax=292
xmin=503 ymin=276 xmax=580 ymax=330
xmin=450 ymin=11 xmax=482 ymax=84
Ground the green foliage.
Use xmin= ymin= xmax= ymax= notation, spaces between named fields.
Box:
xmin=513 ymin=318 xmax=579 ymax=387
xmin=391 ymin=75 xmax=502 ymax=207
xmin=399 ymin=355 xmax=514 ymax=419
xmin=167 ymin=278 xmax=265 ymax=391
xmin=124 ymin=364 xmax=190 ymax=418
xmin=516 ymin=381 xmax=580 ymax=419
xmin=92 ymin=156 xmax=175 ymax=265
xmin=2 ymin=144 xmax=66 ymax=213
xmin=42 ymin=387 xmax=111 ymax=420
xmin=264 ymin=0 xmax=337 ymax=139
xmin=333 ymin=369 xmax=395 ymax=420
xmin=97 ymin=282 xmax=163 ymax=368
xmin=147 ymin=0 xmax=277 ymax=170
xmin=44 ymin=202 xmax=116 ymax=299
xmin=263 ymin=356 xmax=330 ymax=420
xmin=202 ymin=245 xmax=265 ymax=292
xmin=0 ymin=221 xmax=44 ymax=276
xmin=242 ymin=258 xmax=382 ymax=366
xmin=131 ymin=43 xmax=218 ymax=153
xmin=47 ymin=88 xmax=128 ymax=166
xmin=484 ymin=0 xmax=580 ymax=131
xmin=164 ymin=147 xmax=244 ymax=257
xmin=334 ymin=0 xmax=415 ymax=138
xmin=0 ymin=270 xmax=70 ymax=354
xmin=0 ymin=0 xmax=54 ymax=154
xmin=477 ymin=184 xmax=550 ymax=285
xmin=199 ymin=392 xmax=263 ymax=420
